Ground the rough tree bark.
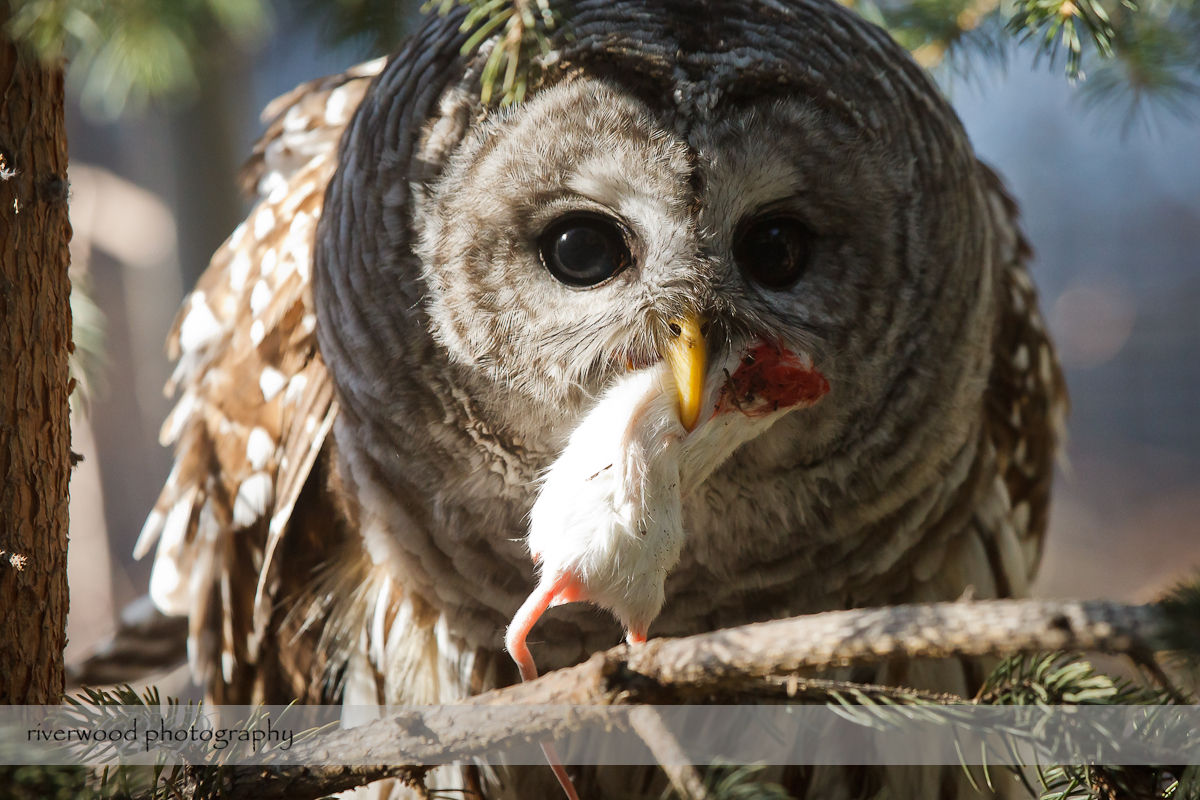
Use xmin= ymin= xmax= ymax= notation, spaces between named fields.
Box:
xmin=0 ymin=21 xmax=72 ymax=704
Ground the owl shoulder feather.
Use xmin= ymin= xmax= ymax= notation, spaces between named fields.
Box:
xmin=133 ymin=60 xmax=383 ymax=700
xmin=978 ymin=161 xmax=1069 ymax=594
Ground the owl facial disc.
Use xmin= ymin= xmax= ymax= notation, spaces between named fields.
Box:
xmin=505 ymin=327 xmax=831 ymax=684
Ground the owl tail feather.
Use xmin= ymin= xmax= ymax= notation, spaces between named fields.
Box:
xmin=506 ymin=571 xmax=585 ymax=800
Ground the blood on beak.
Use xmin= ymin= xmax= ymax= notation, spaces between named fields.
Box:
xmin=663 ymin=314 xmax=707 ymax=432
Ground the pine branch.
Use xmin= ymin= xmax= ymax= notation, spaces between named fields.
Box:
xmin=425 ymin=0 xmax=559 ymax=105
xmin=1006 ymin=0 xmax=1119 ymax=78
xmin=845 ymin=0 xmax=1199 ymax=118
xmin=4 ymin=0 xmax=271 ymax=118
xmin=681 ymin=765 xmax=793 ymax=800
xmin=8 ymin=0 xmax=1197 ymax=118
xmin=57 ymin=591 xmax=1197 ymax=800
xmin=67 ymin=273 xmax=106 ymax=418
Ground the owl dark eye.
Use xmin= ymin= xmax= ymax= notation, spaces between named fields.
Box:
xmin=538 ymin=214 xmax=632 ymax=287
xmin=734 ymin=215 xmax=812 ymax=290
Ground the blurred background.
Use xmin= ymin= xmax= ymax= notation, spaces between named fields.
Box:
xmin=22 ymin=0 xmax=1199 ymax=668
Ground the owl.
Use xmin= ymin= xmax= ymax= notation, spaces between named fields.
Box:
xmin=132 ymin=0 xmax=1067 ymax=797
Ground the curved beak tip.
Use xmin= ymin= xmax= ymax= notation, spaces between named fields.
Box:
xmin=664 ymin=314 xmax=707 ymax=432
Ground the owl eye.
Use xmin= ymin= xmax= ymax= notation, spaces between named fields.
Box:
xmin=735 ymin=215 xmax=812 ymax=290
xmin=538 ymin=214 xmax=632 ymax=287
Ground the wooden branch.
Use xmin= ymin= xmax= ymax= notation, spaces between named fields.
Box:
xmin=188 ymin=597 xmax=1171 ymax=800
xmin=629 ymin=706 xmax=710 ymax=800
xmin=188 ymin=765 xmax=427 ymax=800
xmin=622 ymin=597 xmax=1165 ymax=690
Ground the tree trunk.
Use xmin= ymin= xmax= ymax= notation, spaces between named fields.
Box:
xmin=0 ymin=25 xmax=72 ymax=704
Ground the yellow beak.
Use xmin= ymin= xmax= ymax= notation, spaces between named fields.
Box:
xmin=663 ymin=314 xmax=707 ymax=432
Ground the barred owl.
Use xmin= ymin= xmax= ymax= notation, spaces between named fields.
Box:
xmin=134 ymin=0 xmax=1066 ymax=796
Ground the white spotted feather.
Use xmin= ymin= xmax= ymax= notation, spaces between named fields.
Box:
xmin=135 ymin=60 xmax=383 ymax=689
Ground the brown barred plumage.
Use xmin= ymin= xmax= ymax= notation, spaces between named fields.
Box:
xmin=133 ymin=3 xmax=1068 ymax=797
xmin=134 ymin=60 xmax=383 ymax=702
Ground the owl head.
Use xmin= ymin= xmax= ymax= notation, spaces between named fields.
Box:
xmin=314 ymin=0 xmax=1005 ymax=653
xmin=318 ymin=0 xmax=996 ymax=457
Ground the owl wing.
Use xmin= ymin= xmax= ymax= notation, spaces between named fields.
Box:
xmin=133 ymin=59 xmax=384 ymax=701
xmin=868 ymin=165 xmax=1068 ymax=726
xmin=975 ymin=163 xmax=1069 ymax=599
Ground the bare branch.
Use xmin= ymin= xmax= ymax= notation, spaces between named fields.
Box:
xmin=183 ymin=597 xmax=1173 ymax=800
xmin=629 ymin=706 xmax=711 ymax=800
